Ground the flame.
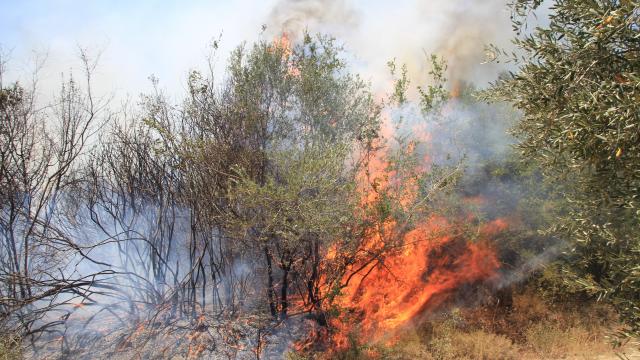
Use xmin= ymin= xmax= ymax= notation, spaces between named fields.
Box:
xmin=450 ymin=79 xmax=461 ymax=98
xmin=186 ymin=314 xmax=209 ymax=358
xmin=320 ymin=114 xmax=503 ymax=348
xmin=271 ymin=33 xmax=300 ymax=77
xmin=329 ymin=218 xmax=501 ymax=347
xmin=134 ymin=323 xmax=145 ymax=335
xmin=273 ymin=32 xmax=293 ymax=57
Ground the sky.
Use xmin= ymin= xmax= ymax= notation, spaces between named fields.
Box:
xmin=0 ymin=0 xmax=516 ymax=103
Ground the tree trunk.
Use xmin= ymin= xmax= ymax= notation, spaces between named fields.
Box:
xmin=280 ymin=261 xmax=290 ymax=320
xmin=264 ymin=246 xmax=277 ymax=318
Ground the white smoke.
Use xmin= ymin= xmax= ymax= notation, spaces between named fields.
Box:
xmin=265 ymin=0 xmax=514 ymax=94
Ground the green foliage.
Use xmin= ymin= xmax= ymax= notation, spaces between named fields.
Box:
xmin=387 ymin=54 xmax=450 ymax=112
xmin=418 ymin=54 xmax=449 ymax=113
xmin=485 ymin=0 xmax=640 ymax=337
xmin=387 ymin=59 xmax=410 ymax=106
xmin=173 ymin=32 xmax=382 ymax=319
xmin=227 ymin=144 xmax=356 ymax=250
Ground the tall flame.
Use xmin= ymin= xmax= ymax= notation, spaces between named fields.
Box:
xmin=272 ymin=33 xmax=300 ymax=77
xmin=331 ymin=218 xmax=502 ymax=347
xmin=324 ymin=115 xmax=503 ymax=348
xmin=275 ymin=33 xmax=503 ymax=351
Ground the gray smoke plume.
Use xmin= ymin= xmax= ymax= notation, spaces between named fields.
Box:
xmin=265 ymin=0 xmax=358 ymax=38
xmin=264 ymin=0 xmax=513 ymax=93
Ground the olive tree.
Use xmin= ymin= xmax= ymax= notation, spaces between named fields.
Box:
xmin=144 ymin=33 xmax=380 ymax=320
xmin=486 ymin=0 xmax=640 ymax=338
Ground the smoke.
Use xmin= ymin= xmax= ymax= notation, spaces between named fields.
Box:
xmin=265 ymin=0 xmax=358 ymax=38
xmin=5 ymin=2 xmax=562 ymax=357
xmin=265 ymin=0 xmax=514 ymax=93
xmin=413 ymin=0 xmax=514 ymax=84
xmin=18 ymin=198 xmax=271 ymax=359
xmin=265 ymin=0 xmax=562 ymax=313
xmin=387 ymin=99 xmax=518 ymax=167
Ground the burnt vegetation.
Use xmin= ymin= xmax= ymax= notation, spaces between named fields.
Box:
xmin=1 ymin=0 xmax=639 ymax=358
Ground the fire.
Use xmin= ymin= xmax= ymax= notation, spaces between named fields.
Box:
xmin=323 ymin=113 xmax=503 ymax=348
xmin=269 ymin=34 xmax=503 ymax=352
xmin=273 ymin=33 xmax=292 ymax=57
xmin=450 ymin=79 xmax=462 ymax=98
xmin=331 ymin=218 xmax=501 ymax=346
xmin=271 ymin=33 xmax=300 ymax=77
xmin=187 ymin=342 xmax=207 ymax=359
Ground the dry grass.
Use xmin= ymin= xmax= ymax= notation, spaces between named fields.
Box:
xmin=451 ymin=330 xmax=520 ymax=360
xmin=312 ymin=291 xmax=626 ymax=360
xmin=523 ymin=322 xmax=611 ymax=359
xmin=0 ymin=332 xmax=22 ymax=360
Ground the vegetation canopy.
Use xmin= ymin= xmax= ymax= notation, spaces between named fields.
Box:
xmin=486 ymin=0 xmax=640 ymax=339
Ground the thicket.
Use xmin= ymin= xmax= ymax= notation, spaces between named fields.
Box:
xmin=1 ymin=0 xmax=638 ymax=355
xmin=0 ymin=33 xmax=467 ymax=355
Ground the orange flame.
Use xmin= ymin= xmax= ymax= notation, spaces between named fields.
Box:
xmin=271 ymin=33 xmax=300 ymax=77
xmin=330 ymin=218 xmax=501 ymax=347
xmin=323 ymin=114 xmax=503 ymax=348
xmin=273 ymin=33 xmax=292 ymax=57
xmin=450 ymin=79 xmax=461 ymax=98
